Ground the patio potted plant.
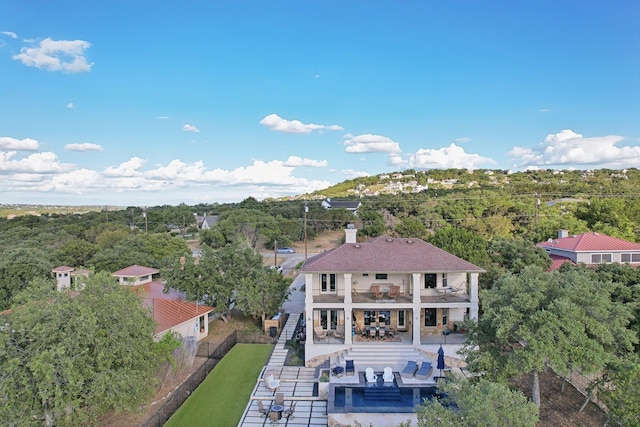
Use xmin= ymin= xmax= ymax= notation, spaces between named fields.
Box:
xmin=318 ymin=369 xmax=330 ymax=399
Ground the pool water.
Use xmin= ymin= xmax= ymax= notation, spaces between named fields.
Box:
xmin=332 ymin=385 xmax=440 ymax=413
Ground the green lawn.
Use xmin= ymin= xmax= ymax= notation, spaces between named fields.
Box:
xmin=165 ymin=343 xmax=273 ymax=427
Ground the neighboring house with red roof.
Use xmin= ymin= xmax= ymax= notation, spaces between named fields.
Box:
xmin=537 ymin=230 xmax=640 ymax=271
xmin=52 ymin=264 xmax=212 ymax=341
xmin=301 ymin=227 xmax=483 ymax=365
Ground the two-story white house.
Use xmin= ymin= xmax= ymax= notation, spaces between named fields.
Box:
xmin=301 ymin=228 xmax=483 ymax=366
xmin=537 ymin=230 xmax=640 ymax=270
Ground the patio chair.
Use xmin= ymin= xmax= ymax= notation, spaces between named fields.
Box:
xmin=334 ymin=324 xmax=345 ymax=339
xmin=370 ymin=284 xmax=383 ymax=299
xmin=369 ymin=328 xmax=377 ymax=339
xmin=314 ymin=326 xmax=327 ymax=340
xmin=383 ymin=367 xmax=394 ymax=383
xmin=283 ymin=401 xmax=297 ymax=420
xmin=365 ymin=367 xmax=377 ymax=383
xmin=388 ymin=284 xmax=400 ymax=301
xmin=266 ymin=374 xmax=281 ymax=391
xmin=345 ymin=359 xmax=355 ymax=375
xmin=257 ymin=400 xmax=269 ymax=418
xmin=401 ymin=360 xmax=418 ymax=378
xmin=415 ymin=361 xmax=433 ymax=380
xmin=269 ymin=410 xmax=280 ymax=425
xmin=275 ymin=392 xmax=284 ymax=405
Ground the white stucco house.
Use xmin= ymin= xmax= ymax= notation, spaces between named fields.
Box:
xmin=537 ymin=230 xmax=640 ymax=270
xmin=300 ymin=227 xmax=483 ymax=366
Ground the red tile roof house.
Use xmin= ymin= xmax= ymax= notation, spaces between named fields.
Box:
xmin=537 ymin=230 xmax=640 ymax=271
xmin=53 ymin=265 xmax=212 ymax=342
xmin=300 ymin=227 xmax=484 ymax=370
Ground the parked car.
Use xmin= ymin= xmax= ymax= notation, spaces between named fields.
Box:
xmin=276 ymin=247 xmax=295 ymax=254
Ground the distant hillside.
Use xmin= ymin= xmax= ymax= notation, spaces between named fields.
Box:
xmin=0 ymin=204 xmax=124 ymax=219
xmin=288 ymin=168 xmax=640 ymax=200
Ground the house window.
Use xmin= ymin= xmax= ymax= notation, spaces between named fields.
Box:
xmin=375 ymin=273 xmax=388 ymax=280
xmin=591 ymin=253 xmax=612 ymax=264
xmin=424 ymin=308 xmax=437 ymax=327
xmin=321 ymin=274 xmax=336 ymax=292
xmin=441 ymin=273 xmax=448 ymax=288
xmin=199 ymin=315 xmax=205 ymax=333
xmin=425 ymin=274 xmax=437 ymax=289
xmin=621 ymin=253 xmax=640 ymax=263
xmin=442 ymin=308 xmax=449 ymax=328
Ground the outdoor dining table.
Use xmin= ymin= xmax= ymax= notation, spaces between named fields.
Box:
xmin=270 ymin=404 xmax=285 ymax=419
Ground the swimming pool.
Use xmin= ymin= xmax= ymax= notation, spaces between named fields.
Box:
xmin=330 ymin=384 xmax=441 ymax=413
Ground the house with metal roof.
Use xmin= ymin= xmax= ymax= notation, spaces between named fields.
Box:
xmin=300 ymin=227 xmax=483 ymax=366
xmin=537 ymin=230 xmax=640 ymax=270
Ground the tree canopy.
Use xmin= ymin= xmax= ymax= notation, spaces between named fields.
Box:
xmin=416 ymin=378 xmax=539 ymax=427
xmin=0 ymin=272 xmax=173 ymax=426
xmin=462 ymin=266 xmax=638 ymax=407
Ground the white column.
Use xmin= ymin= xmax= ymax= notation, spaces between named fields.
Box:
xmin=412 ymin=273 xmax=421 ymax=345
xmin=412 ymin=309 xmax=421 ymax=346
xmin=304 ymin=273 xmax=314 ymax=343
xmin=344 ymin=273 xmax=352 ymax=304
xmin=345 ymin=306 xmax=353 ymax=345
xmin=412 ymin=273 xmax=421 ymax=304
xmin=469 ymin=273 xmax=479 ymax=303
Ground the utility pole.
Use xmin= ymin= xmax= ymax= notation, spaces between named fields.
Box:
xmin=304 ymin=201 xmax=308 ymax=260
xmin=534 ymin=193 xmax=540 ymax=232
xmin=144 ymin=207 xmax=148 ymax=233
xmin=274 ymin=240 xmax=278 ymax=267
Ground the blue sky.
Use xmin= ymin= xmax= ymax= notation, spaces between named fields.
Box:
xmin=1 ymin=1 xmax=639 ymax=206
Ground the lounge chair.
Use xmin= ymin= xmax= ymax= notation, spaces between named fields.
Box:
xmin=314 ymin=326 xmax=327 ymax=340
xmin=266 ymin=374 xmax=281 ymax=391
xmin=383 ymin=367 xmax=394 ymax=383
xmin=275 ymin=392 xmax=284 ymax=405
xmin=388 ymin=284 xmax=400 ymax=300
xmin=415 ymin=361 xmax=433 ymax=380
xmin=345 ymin=359 xmax=355 ymax=375
xmin=370 ymin=284 xmax=383 ymax=299
xmin=365 ymin=367 xmax=377 ymax=382
xmin=401 ymin=360 xmax=418 ymax=378
xmin=283 ymin=401 xmax=296 ymax=420
xmin=257 ymin=400 xmax=269 ymax=418
xmin=334 ymin=324 xmax=345 ymax=339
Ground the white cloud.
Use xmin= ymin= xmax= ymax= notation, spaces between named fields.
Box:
xmin=283 ymin=156 xmax=328 ymax=167
xmin=508 ymin=129 xmax=640 ymax=168
xmin=0 ymin=151 xmax=71 ymax=173
xmin=539 ymin=108 xmax=551 ymax=112
xmin=103 ymin=157 xmax=146 ymax=177
xmin=66 ymin=102 xmax=74 ymax=109
xmin=259 ymin=114 xmax=343 ymax=134
xmin=455 ymin=137 xmax=472 ymax=143
xmin=64 ymin=143 xmax=103 ymax=152
xmin=157 ymin=116 xmax=170 ymax=120
xmin=0 ymin=137 xmax=40 ymax=151
xmin=182 ymin=123 xmax=200 ymax=132
xmin=2 ymin=31 xmax=17 ymax=39
xmin=13 ymin=38 xmax=93 ymax=73
xmin=407 ymin=143 xmax=495 ymax=169
xmin=343 ymin=133 xmax=402 ymax=154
